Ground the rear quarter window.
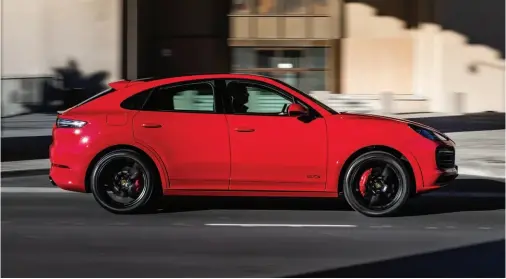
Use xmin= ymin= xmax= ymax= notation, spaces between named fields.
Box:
xmin=120 ymin=90 xmax=152 ymax=110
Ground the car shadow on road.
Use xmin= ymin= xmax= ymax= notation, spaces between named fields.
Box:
xmin=157 ymin=177 xmax=504 ymax=216
xmin=400 ymin=177 xmax=505 ymax=217
xmin=284 ymin=239 xmax=505 ymax=278
xmin=158 ymin=195 xmax=351 ymax=214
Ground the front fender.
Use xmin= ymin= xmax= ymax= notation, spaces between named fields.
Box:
xmin=325 ymin=119 xmax=425 ymax=193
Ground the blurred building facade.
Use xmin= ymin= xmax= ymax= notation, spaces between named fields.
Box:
xmin=2 ymin=0 xmax=122 ymax=116
xmin=2 ymin=0 xmax=504 ymax=117
xmin=228 ymin=0 xmax=505 ymax=113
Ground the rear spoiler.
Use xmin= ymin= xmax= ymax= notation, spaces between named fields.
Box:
xmin=108 ymin=77 xmax=156 ymax=90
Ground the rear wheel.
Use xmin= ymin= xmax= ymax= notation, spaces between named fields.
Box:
xmin=89 ymin=149 xmax=160 ymax=214
xmin=343 ymin=151 xmax=411 ymax=217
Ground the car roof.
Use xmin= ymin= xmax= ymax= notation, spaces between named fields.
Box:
xmin=108 ymin=73 xmax=276 ymax=89
xmin=147 ymin=73 xmax=272 ymax=81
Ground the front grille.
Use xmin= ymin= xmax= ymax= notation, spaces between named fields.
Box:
xmin=436 ymin=146 xmax=455 ymax=169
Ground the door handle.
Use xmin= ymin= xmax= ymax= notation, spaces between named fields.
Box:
xmin=142 ymin=123 xmax=162 ymax=128
xmin=234 ymin=128 xmax=255 ymax=132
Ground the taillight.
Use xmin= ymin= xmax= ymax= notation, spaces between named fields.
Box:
xmin=56 ymin=118 xmax=88 ymax=128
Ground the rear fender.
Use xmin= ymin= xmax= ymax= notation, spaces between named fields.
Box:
xmin=130 ymin=141 xmax=171 ymax=189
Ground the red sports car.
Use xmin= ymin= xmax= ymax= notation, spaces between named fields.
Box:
xmin=49 ymin=73 xmax=458 ymax=217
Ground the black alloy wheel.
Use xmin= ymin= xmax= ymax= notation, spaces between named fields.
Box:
xmin=90 ymin=149 xmax=160 ymax=214
xmin=343 ymin=151 xmax=412 ymax=217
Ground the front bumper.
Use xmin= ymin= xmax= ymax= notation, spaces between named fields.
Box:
xmin=435 ymin=165 xmax=459 ymax=185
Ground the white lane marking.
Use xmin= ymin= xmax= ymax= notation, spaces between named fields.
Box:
xmin=425 ymin=227 xmax=438 ymax=230
xmin=478 ymin=227 xmax=492 ymax=230
xmin=446 ymin=226 xmax=456 ymax=229
xmin=370 ymin=225 xmax=392 ymax=229
xmin=1 ymin=187 xmax=71 ymax=193
xmin=110 ymin=222 xmax=130 ymax=226
xmin=425 ymin=192 xmax=504 ymax=198
xmin=205 ymin=223 xmax=357 ymax=228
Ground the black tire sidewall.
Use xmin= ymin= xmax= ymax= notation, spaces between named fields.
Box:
xmin=343 ymin=151 xmax=411 ymax=217
xmin=90 ymin=149 xmax=158 ymax=214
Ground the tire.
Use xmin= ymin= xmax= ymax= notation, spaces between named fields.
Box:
xmin=343 ymin=151 xmax=411 ymax=217
xmin=89 ymin=149 xmax=161 ymax=214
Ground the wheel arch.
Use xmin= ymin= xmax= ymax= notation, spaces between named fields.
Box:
xmin=337 ymin=145 xmax=422 ymax=197
xmin=84 ymin=144 xmax=166 ymax=193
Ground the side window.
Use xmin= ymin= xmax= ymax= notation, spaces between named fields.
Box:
xmin=143 ymin=82 xmax=215 ymax=112
xmin=227 ymin=81 xmax=294 ymax=115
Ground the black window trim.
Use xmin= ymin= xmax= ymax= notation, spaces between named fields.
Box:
xmin=119 ymin=76 xmax=323 ymax=117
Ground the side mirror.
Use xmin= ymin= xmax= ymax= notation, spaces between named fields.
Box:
xmin=287 ymin=103 xmax=308 ymax=117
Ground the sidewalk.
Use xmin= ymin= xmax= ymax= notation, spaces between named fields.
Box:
xmin=1 ymin=130 xmax=504 ymax=178
xmin=2 ymin=159 xmax=50 ymax=174
xmin=447 ymin=130 xmax=504 ymax=178
xmin=2 ymin=113 xmax=56 ymax=138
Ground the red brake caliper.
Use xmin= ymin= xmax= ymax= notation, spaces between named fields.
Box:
xmin=134 ymin=178 xmax=142 ymax=192
xmin=359 ymin=169 xmax=373 ymax=196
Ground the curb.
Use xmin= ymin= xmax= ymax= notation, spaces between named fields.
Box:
xmin=458 ymin=167 xmax=505 ymax=180
xmin=1 ymin=168 xmax=49 ymax=178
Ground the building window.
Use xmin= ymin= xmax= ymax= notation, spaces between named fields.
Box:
xmin=232 ymin=47 xmax=327 ymax=92
xmin=309 ymin=0 xmax=328 ymax=15
xmin=230 ymin=0 xmax=329 ymax=15
xmin=255 ymin=0 xmax=277 ymax=14
xmin=232 ymin=0 xmax=253 ymax=14
xmin=279 ymin=0 xmax=306 ymax=14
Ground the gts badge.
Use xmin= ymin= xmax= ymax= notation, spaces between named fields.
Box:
xmin=307 ymin=174 xmax=321 ymax=179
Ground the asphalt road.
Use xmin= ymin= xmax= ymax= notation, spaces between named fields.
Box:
xmin=1 ymin=175 xmax=505 ymax=277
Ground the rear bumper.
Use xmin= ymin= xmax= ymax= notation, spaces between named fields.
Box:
xmin=49 ymin=163 xmax=87 ymax=193
xmin=49 ymin=139 xmax=89 ymax=193
xmin=49 ymin=176 xmax=56 ymax=186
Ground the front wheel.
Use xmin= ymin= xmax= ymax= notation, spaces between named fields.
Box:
xmin=343 ymin=151 xmax=412 ymax=217
xmin=89 ymin=149 xmax=160 ymax=214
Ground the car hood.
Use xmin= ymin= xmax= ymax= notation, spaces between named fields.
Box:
xmin=338 ymin=112 xmax=451 ymax=140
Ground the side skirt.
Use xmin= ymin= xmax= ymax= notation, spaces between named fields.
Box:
xmin=163 ymin=189 xmax=339 ymax=198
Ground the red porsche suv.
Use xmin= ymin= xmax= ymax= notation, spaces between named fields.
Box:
xmin=49 ymin=73 xmax=458 ymax=217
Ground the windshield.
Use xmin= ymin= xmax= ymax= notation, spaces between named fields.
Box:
xmin=274 ymin=78 xmax=339 ymax=115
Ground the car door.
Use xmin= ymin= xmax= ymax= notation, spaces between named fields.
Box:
xmin=132 ymin=80 xmax=230 ymax=190
xmin=224 ymin=79 xmax=328 ymax=192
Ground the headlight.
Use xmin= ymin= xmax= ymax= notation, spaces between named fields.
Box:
xmin=56 ymin=118 xmax=87 ymax=128
xmin=408 ymin=124 xmax=447 ymax=141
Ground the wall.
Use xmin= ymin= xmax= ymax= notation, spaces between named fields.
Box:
xmin=430 ymin=0 xmax=505 ymax=113
xmin=342 ymin=0 xmax=417 ymax=96
xmin=2 ymin=0 xmax=122 ymax=116
xmin=341 ymin=0 xmax=505 ymax=113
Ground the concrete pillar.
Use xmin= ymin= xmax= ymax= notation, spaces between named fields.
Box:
xmin=451 ymin=92 xmax=466 ymax=114
xmin=126 ymin=0 xmax=138 ymax=80
xmin=380 ymin=91 xmax=394 ymax=115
